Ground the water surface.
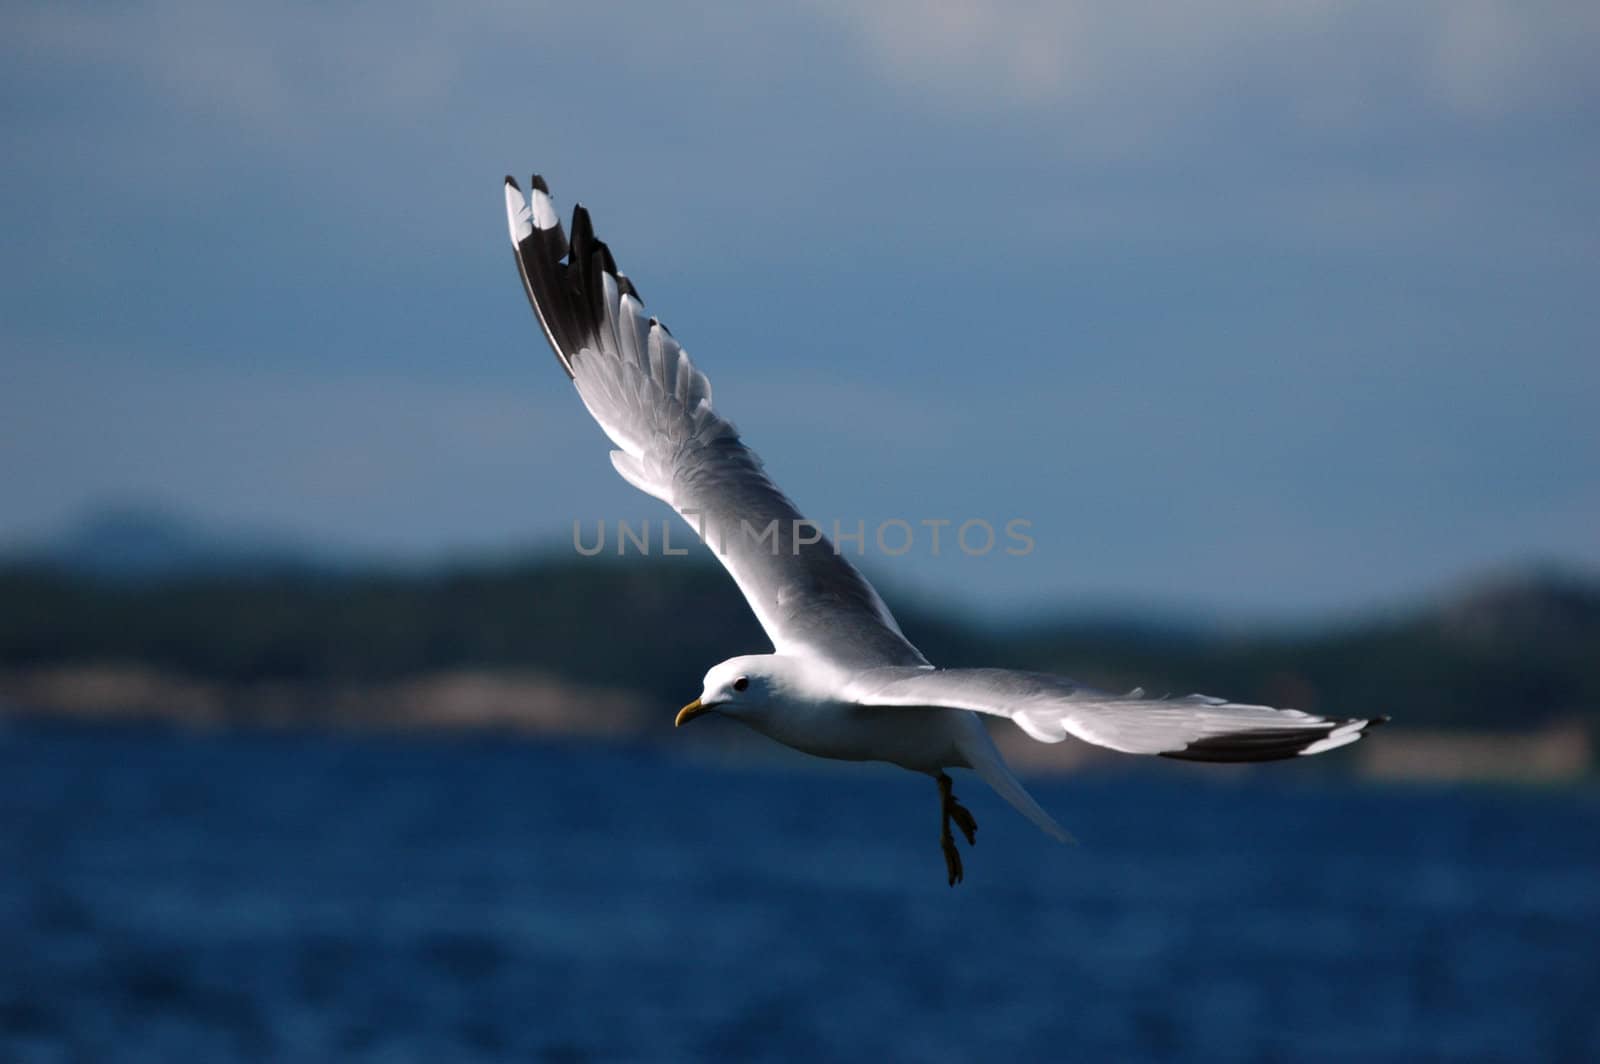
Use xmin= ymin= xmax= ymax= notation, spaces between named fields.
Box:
xmin=2 ymin=722 xmax=1596 ymax=1061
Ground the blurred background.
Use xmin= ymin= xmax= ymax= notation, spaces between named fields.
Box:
xmin=2 ymin=2 xmax=1597 ymax=1061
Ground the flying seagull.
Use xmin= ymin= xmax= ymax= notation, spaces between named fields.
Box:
xmin=503 ymin=174 xmax=1386 ymax=886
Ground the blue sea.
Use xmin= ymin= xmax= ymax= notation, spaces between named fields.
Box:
xmin=1 ymin=721 xmax=1597 ymax=1063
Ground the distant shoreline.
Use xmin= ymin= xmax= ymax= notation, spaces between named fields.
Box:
xmin=0 ymin=662 xmax=647 ymax=739
xmin=4 ymin=662 xmax=1589 ymax=786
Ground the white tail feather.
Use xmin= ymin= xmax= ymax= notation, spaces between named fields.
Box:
xmin=960 ymin=727 xmax=1073 ymax=843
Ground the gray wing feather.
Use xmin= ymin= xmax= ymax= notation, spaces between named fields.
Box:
xmin=505 ymin=176 xmax=926 ymax=668
xmin=843 ymin=667 xmax=1386 ymax=761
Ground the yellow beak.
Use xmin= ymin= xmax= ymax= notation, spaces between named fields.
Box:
xmin=675 ymin=698 xmax=709 ymax=728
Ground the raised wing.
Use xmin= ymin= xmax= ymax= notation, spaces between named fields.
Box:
xmin=844 ymin=667 xmax=1387 ymax=761
xmin=504 ymin=175 xmax=927 ymax=669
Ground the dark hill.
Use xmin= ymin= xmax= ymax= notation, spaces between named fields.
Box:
xmin=1 ymin=552 xmax=1594 ymax=733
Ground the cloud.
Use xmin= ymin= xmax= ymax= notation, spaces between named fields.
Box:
xmin=1427 ymin=0 xmax=1600 ymax=117
xmin=812 ymin=1 xmax=1600 ymax=137
xmin=9 ymin=0 xmax=1594 ymax=269
xmin=8 ymin=2 xmax=486 ymax=134
xmin=12 ymin=2 xmax=1598 ymax=144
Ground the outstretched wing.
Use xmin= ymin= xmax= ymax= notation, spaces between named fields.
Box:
xmin=844 ymin=667 xmax=1387 ymax=761
xmin=504 ymin=175 xmax=927 ymax=669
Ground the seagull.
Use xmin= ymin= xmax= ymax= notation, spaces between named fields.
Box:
xmin=503 ymin=174 xmax=1387 ymax=886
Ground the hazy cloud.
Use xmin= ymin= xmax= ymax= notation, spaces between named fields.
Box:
xmin=15 ymin=2 xmax=1597 ymax=135
xmin=815 ymin=1 xmax=1600 ymax=127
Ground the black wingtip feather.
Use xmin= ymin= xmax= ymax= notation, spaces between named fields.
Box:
xmin=1159 ymin=720 xmax=1377 ymax=764
xmin=569 ymin=204 xmax=594 ymax=249
xmin=508 ymin=177 xmax=645 ymax=383
xmin=582 ymin=237 xmax=612 ymax=326
xmin=505 ymin=174 xmax=520 ymax=190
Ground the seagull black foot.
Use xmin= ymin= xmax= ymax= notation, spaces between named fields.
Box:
xmin=936 ymin=771 xmax=978 ymax=887
xmin=941 ymin=828 xmax=964 ymax=886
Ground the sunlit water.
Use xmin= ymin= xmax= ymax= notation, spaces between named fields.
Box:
xmin=2 ymin=721 xmax=1596 ymax=1062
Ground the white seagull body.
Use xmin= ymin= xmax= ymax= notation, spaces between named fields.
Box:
xmin=503 ymin=174 xmax=1386 ymax=884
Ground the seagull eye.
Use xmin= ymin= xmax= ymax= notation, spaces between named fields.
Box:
xmin=733 ymin=676 xmax=749 ymax=693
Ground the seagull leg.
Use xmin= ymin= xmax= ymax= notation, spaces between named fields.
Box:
xmin=936 ymin=771 xmax=978 ymax=887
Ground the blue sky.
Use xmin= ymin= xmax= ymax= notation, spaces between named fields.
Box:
xmin=3 ymin=1 xmax=1597 ymax=618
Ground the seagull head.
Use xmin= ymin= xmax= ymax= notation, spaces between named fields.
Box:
xmin=675 ymin=655 xmax=794 ymax=727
